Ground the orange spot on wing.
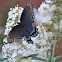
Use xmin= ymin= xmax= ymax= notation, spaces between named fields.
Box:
xmin=14 ymin=38 xmax=15 ymax=39
xmin=29 ymin=4 xmax=31 ymax=7
xmin=30 ymin=9 xmax=31 ymax=10
xmin=24 ymin=36 xmax=26 ymax=40
xmin=8 ymin=39 xmax=12 ymax=41
xmin=30 ymin=6 xmax=31 ymax=8
xmin=12 ymin=38 xmax=13 ymax=40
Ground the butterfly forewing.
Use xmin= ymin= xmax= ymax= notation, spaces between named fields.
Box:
xmin=20 ymin=2 xmax=34 ymax=24
xmin=20 ymin=2 xmax=35 ymax=34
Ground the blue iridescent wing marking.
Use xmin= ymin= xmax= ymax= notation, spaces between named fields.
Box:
xmin=30 ymin=27 xmax=38 ymax=37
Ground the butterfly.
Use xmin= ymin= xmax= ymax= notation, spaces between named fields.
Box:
xmin=7 ymin=1 xmax=38 ymax=44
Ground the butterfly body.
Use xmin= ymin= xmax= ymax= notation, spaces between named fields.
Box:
xmin=8 ymin=2 xmax=38 ymax=44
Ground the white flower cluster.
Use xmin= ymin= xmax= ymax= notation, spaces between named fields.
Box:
xmin=4 ymin=5 xmax=23 ymax=35
xmin=2 ymin=26 xmax=52 ymax=62
xmin=35 ymin=2 xmax=56 ymax=24
xmin=2 ymin=0 xmax=59 ymax=62
xmin=45 ymin=0 xmax=56 ymax=3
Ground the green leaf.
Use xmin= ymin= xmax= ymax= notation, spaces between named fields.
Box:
xmin=20 ymin=54 xmax=46 ymax=61
xmin=46 ymin=49 xmax=51 ymax=61
xmin=20 ymin=54 xmax=38 ymax=60
xmin=32 ymin=57 xmax=46 ymax=61
xmin=47 ymin=49 xmax=51 ymax=57
xmin=55 ymin=55 xmax=62 ymax=61
xmin=28 ymin=54 xmax=38 ymax=57
xmin=0 ymin=58 xmax=8 ymax=61
xmin=20 ymin=56 xmax=28 ymax=60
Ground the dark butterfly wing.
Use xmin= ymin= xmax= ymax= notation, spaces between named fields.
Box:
xmin=8 ymin=23 xmax=34 ymax=44
xmin=8 ymin=24 xmax=27 ymax=42
xmin=30 ymin=27 xmax=38 ymax=37
xmin=20 ymin=1 xmax=34 ymax=24
xmin=7 ymin=2 xmax=38 ymax=44
xmin=20 ymin=2 xmax=38 ymax=37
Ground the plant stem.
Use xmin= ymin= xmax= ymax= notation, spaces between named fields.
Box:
xmin=51 ymin=39 xmax=57 ymax=62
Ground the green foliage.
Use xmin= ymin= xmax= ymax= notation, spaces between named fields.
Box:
xmin=20 ymin=54 xmax=46 ymax=61
xmin=32 ymin=57 xmax=46 ymax=61
xmin=46 ymin=49 xmax=51 ymax=61
xmin=0 ymin=58 xmax=8 ymax=62
xmin=55 ymin=0 xmax=62 ymax=6
xmin=55 ymin=55 xmax=62 ymax=61
xmin=18 ymin=49 xmax=62 ymax=62
xmin=52 ymin=1 xmax=62 ymax=27
xmin=20 ymin=54 xmax=38 ymax=60
xmin=49 ymin=1 xmax=62 ymax=61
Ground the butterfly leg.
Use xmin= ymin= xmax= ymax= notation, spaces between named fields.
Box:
xmin=30 ymin=27 xmax=38 ymax=37
xmin=26 ymin=36 xmax=33 ymax=44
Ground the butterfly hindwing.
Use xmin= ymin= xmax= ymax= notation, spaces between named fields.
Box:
xmin=30 ymin=27 xmax=38 ymax=37
xmin=8 ymin=23 xmax=34 ymax=44
xmin=8 ymin=24 xmax=28 ymax=42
